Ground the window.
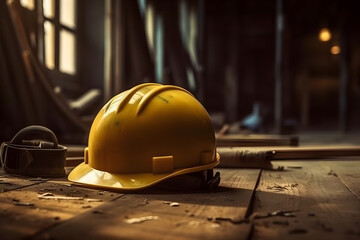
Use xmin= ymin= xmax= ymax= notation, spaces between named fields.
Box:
xmin=20 ymin=0 xmax=35 ymax=11
xmin=42 ymin=0 xmax=77 ymax=76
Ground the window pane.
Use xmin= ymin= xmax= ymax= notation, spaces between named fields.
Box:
xmin=60 ymin=0 xmax=76 ymax=29
xmin=60 ymin=29 xmax=76 ymax=75
xmin=20 ymin=0 xmax=35 ymax=11
xmin=43 ymin=0 xmax=55 ymax=19
xmin=44 ymin=21 xmax=55 ymax=70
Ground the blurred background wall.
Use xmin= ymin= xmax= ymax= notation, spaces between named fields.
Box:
xmin=1 ymin=0 xmax=359 ymax=144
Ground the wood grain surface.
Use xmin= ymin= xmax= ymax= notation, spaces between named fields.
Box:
xmin=251 ymin=160 xmax=360 ymax=240
xmin=1 ymin=160 xmax=359 ymax=240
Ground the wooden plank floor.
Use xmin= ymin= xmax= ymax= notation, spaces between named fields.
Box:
xmin=1 ymin=159 xmax=359 ymax=240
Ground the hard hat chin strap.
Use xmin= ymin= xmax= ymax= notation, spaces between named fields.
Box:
xmin=1 ymin=126 xmax=67 ymax=177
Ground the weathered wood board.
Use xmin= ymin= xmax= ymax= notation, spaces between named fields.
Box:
xmin=251 ymin=160 xmax=360 ymax=240
xmin=0 ymin=176 xmax=122 ymax=239
xmin=216 ymin=134 xmax=299 ymax=147
xmin=33 ymin=169 xmax=261 ymax=240
xmin=1 ymin=159 xmax=359 ymax=240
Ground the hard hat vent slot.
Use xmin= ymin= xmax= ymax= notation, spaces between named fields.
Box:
xmin=152 ymin=156 xmax=174 ymax=174
xmin=116 ymin=83 xmax=159 ymax=113
xmin=137 ymin=85 xmax=193 ymax=116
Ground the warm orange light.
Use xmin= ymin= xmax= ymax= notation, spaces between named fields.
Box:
xmin=319 ymin=28 xmax=331 ymax=42
xmin=331 ymin=45 xmax=341 ymax=55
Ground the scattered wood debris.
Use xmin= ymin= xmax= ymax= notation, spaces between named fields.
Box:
xmin=38 ymin=193 xmax=84 ymax=200
xmin=13 ymin=201 xmax=35 ymax=207
xmin=41 ymin=192 xmax=54 ymax=196
xmin=207 ymin=216 xmax=249 ymax=224
xmin=163 ymin=201 xmax=180 ymax=207
xmin=138 ymin=199 xmax=149 ymax=205
xmin=266 ymin=183 xmax=298 ymax=191
xmin=253 ymin=210 xmax=296 ymax=219
xmin=0 ymin=179 xmax=12 ymax=185
xmin=188 ymin=220 xmax=200 ymax=227
xmin=328 ymin=170 xmax=338 ymax=177
xmin=12 ymin=198 xmax=35 ymax=207
xmin=87 ymin=199 xmax=103 ymax=203
xmin=287 ymin=166 xmax=303 ymax=169
xmin=125 ymin=216 xmax=159 ymax=224
xmin=211 ymin=222 xmax=221 ymax=228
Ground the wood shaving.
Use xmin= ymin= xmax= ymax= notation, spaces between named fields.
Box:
xmin=328 ymin=170 xmax=338 ymax=177
xmin=38 ymin=193 xmax=84 ymax=200
xmin=13 ymin=202 xmax=35 ymax=207
xmin=163 ymin=201 xmax=180 ymax=207
xmin=188 ymin=220 xmax=200 ymax=227
xmin=41 ymin=192 xmax=54 ymax=196
xmin=125 ymin=216 xmax=159 ymax=224
xmin=211 ymin=223 xmax=221 ymax=228
xmin=87 ymin=199 xmax=103 ymax=202
xmin=266 ymin=183 xmax=298 ymax=191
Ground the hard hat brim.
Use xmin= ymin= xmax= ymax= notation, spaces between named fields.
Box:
xmin=68 ymin=157 xmax=220 ymax=190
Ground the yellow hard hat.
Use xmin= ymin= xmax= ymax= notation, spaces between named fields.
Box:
xmin=68 ymin=83 xmax=220 ymax=190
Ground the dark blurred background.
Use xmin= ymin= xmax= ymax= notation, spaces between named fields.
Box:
xmin=1 ymin=0 xmax=360 ymax=144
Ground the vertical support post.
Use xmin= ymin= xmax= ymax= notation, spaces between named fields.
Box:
xmin=104 ymin=0 xmax=125 ymax=101
xmin=339 ymin=22 xmax=349 ymax=132
xmin=196 ymin=0 xmax=205 ymax=103
xmin=114 ymin=0 xmax=125 ymax=93
xmin=104 ymin=0 xmax=112 ymax=100
xmin=274 ymin=0 xmax=283 ymax=133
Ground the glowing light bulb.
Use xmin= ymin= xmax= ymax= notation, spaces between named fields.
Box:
xmin=319 ymin=28 xmax=331 ymax=42
xmin=331 ymin=45 xmax=340 ymax=55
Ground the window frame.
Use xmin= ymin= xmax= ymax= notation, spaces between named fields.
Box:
xmin=38 ymin=0 xmax=80 ymax=90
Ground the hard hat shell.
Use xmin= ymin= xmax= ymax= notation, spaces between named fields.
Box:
xmin=68 ymin=83 xmax=220 ymax=190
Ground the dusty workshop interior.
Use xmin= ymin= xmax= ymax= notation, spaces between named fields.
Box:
xmin=1 ymin=0 xmax=360 ymax=239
